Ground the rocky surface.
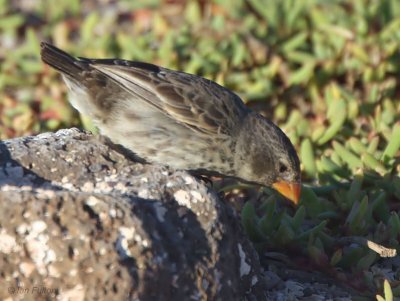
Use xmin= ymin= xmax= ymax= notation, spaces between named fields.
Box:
xmin=0 ymin=128 xmax=266 ymax=301
xmin=0 ymin=128 xmax=356 ymax=301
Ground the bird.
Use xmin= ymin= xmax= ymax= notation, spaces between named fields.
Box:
xmin=40 ymin=42 xmax=301 ymax=204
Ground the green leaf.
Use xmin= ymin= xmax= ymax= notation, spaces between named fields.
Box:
xmin=384 ymin=279 xmax=393 ymax=301
xmin=361 ymin=153 xmax=386 ymax=174
xmin=346 ymin=196 xmax=369 ymax=234
xmin=318 ymin=98 xmax=347 ymax=145
xmin=288 ymin=61 xmax=316 ymax=85
xmin=0 ymin=14 xmax=24 ymax=30
xmin=81 ymin=12 xmax=100 ymax=44
xmin=356 ymin=251 xmax=377 ymax=270
xmin=291 ymin=205 xmax=306 ymax=230
xmin=282 ymin=32 xmax=308 ymax=53
xmin=330 ymin=249 xmax=342 ymax=266
xmin=298 ymin=220 xmax=327 ymax=241
xmin=388 ymin=212 xmax=400 ymax=240
xmin=382 ymin=123 xmax=400 ymax=162
xmin=368 ymin=136 xmax=380 ymax=154
xmin=241 ymin=202 xmax=264 ymax=242
xmin=300 ymin=139 xmax=317 ymax=177
xmin=276 ymin=223 xmax=295 ymax=245
xmin=349 ymin=138 xmax=367 ymax=155
xmin=333 ymin=141 xmax=363 ymax=169
xmin=185 ymin=0 xmax=202 ymax=24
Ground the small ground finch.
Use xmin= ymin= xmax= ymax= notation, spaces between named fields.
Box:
xmin=41 ymin=42 xmax=301 ymax=204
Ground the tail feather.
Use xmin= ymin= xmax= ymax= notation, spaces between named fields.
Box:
xmin=40 ymin=42 xmax=87 ymax=78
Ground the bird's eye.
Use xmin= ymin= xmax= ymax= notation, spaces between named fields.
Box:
xmin=279 ymin=163 xmax=288 ymax=174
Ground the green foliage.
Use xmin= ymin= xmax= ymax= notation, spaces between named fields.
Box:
xmin=376 ymin=279 xmax=394 ymax=301
xmin=0 ymin=0 xmax=399 ymax=298
xmin=245 ymin=174 xmax=400 ymax=297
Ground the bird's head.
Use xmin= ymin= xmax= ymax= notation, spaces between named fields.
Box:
xmin=234 ymin=113 xmax=301 ymax=204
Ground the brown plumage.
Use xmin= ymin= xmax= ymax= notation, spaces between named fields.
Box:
xmin=40 ymin=42 xmax=301 ymax=204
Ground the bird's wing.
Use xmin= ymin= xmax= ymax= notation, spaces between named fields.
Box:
xmin=88 ymin=60 xmax=250 ymax=136
xmin=40 ymin=42 xmax=249 ymax=136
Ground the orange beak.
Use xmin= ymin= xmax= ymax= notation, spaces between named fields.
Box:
xmin=272 ymin=181 xmax=301 ymax=205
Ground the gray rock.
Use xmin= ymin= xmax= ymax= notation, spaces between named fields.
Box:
xmin=0 ymin=128 xmax=266 ymax=301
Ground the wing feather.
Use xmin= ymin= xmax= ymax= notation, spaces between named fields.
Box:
xmin=90 ymin=63 xmax=249 ymax=136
